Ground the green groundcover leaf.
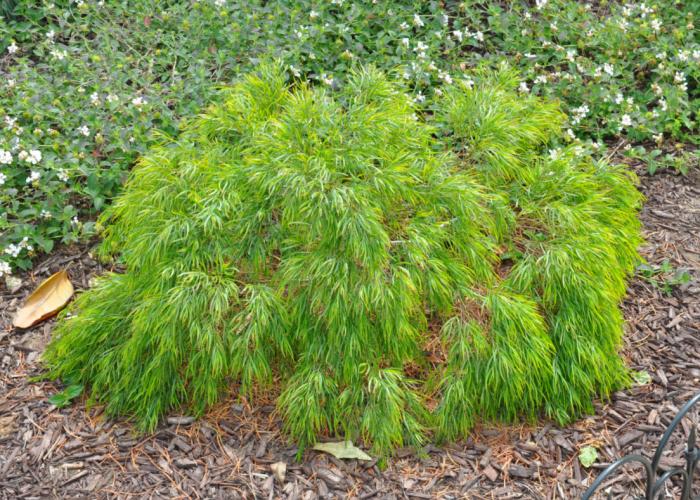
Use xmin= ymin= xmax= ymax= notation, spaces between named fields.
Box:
xmin=579 ymin=446 xmax=598 ymax=468
xmin=632 ymin=370 xmax=652 ymax=386
xmin=48 ymin=384 xmax=83 ymax=408
xmin=313 ymin=441 xmax=372 ymax=461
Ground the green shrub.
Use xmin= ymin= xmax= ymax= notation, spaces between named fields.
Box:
xmin=44 ymin=64 xmax=643 ymax=455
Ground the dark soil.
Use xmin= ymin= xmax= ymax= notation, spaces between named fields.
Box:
xmin=1 ymin=166 xmax=699 ymax=499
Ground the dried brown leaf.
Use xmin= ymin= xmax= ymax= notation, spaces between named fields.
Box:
xmin=13 ymin=270 xmax=74 ymax=329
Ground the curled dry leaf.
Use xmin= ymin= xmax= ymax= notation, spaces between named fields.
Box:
xmin=270 ymin=461 xmax=286 ymax=483
xmin=13 ymin=270 xmax=74 ymax=329
xmin=312 ymin=441 xmax=372 ymax=461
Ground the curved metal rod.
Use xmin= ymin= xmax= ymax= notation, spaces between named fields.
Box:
xmin=582 ymin=391 xmax=700 ymax=500
xmin=581 ymin=454 xmax=653 ymax=500
xmin=651 ymin=468 xmax=686 ymax=499
xmin=650 ymin=392 xmax=700 ymax=471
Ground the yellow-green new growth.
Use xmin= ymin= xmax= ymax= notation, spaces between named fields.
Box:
xmin=44 ymin=64 xmax=643 ymax=455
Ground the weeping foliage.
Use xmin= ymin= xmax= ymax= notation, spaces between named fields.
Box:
xmin=44 ymin=64 xmax=643 ymax=455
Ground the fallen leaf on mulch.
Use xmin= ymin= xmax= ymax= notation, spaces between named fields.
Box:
xmin=5 ymin=275 xmax=22 ymax=293
xmin=0 ymin=415 xmax=17 ymax=438
xmin=633 ymin=370 xmax=652 ymax=385
xmin=13 ymin=270 xmax=74 ymax=329
xmin=313 ymin=441 xmax=372 ymax=460
xmin=271 ymin=461 xmax=286 ymax=483
xmin=579 ymin=446 xmax=598 ymax=468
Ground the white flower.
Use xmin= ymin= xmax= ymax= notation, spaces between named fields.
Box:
xmin=565 ymin=49 xmax=576 ymax=62
xmin=519 ymin=82 xmax=529 ymax=93
xmin=549 ymin=148 xmax=560 ymax=160
xmin=309 ymin=10 xmax=319 ymax=19
xmin=571 ymin=104 xmax=590 ymax=125
xmin=7 ymin=79 xmax=15 ymax=88
xmin=20 ymin=150 xmax=42 ymax=164
xmin=452 ymin=30 xmax=463 ymax=42
xmin=0 ymin=150 xmax=12 ymax=164
xmin=0 ymin=261 xmax=11 ymax=278
xmin=26 ymin=170 xmax=41 ymax=184
xmin=77 ymin=125 xmax=90 ymax=137
xmin=0 ymin=172 xmax=6 ymax=185
xmin=50 ymin=48 xmax=67 ymax=60
xmin=535 ymin=0 xmax=547 ymax=10
xmin=603 ymin=63 xmax=614 ymax=76
xmin=651 ymin=83 xmax=663 ymax=96
xmin=289 ymin=65 xmax=301 ymax=77
xmin=474 ymin=31 xmax=484 ymax=42
xmin=40 ymin=209 xmax=52 ymax=219
xmin=7 ymin=42 xmax=18 ymax=54
xmin=438 ymin=70 xmax=452 ymax=84
xmin=566 ymin=129 xmax=576 ymax=140
xmin=47 ymin=30 xmax=56 ymax=41
xmin=678 ymin=50 xmax=689 ymax=62
xmin=90 ymin=92 xmax=100 ymax=105
xmin=132 ymin=96 xmax=146 ymax=107
xmin=399 ymin=22 xmax=409 ymax=30
xmin=57 ymin=169 xmax=69 ymax=182
xmin=620 ymin=114 xmax=632 ymax=127
xmin=106 ymin=94 xmax=119 ymax=103
xmin=214 ymin=0 xmax=226 ymax=7
xmin=4 ymin=115 xmax=16 ymax=128
xmin=535 ymin=74 xmax=548 ymax=84
xmin=414 ymin=92 xmax=425 ymax=104
xmin=71 ymin=216 xmax=80 ymax=226
xmin=321 ymin=74 xmax=333 ymax=86
xmin=614 ymin=93 xmax=624 ymax=104
xmin=401 ymin=37 xmax=410 ymax=47
xmin=659 ymin=99 xmax=667 ymax=111
xmin=4 ymin=244 xmax=21 ymax=258
xmin=675 ymin=72 xmax=687 ymax=91
xmin=651 ymin=19 xmax=662 ymax=32
xmin=413 ymin=14 xmax=424 ymax=27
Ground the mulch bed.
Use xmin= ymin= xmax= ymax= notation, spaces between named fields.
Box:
xmin=1 ymin=165 xmax=699 ymax=499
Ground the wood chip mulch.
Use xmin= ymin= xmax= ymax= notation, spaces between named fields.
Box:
xmin=1 ymin=166 xmax=698 ymax=499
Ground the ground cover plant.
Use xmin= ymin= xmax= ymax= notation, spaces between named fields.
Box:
xmin=43 ymin=64 xmax=643 ymax=455
xmin=0 ymin=0 xmax=697 ymax=277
